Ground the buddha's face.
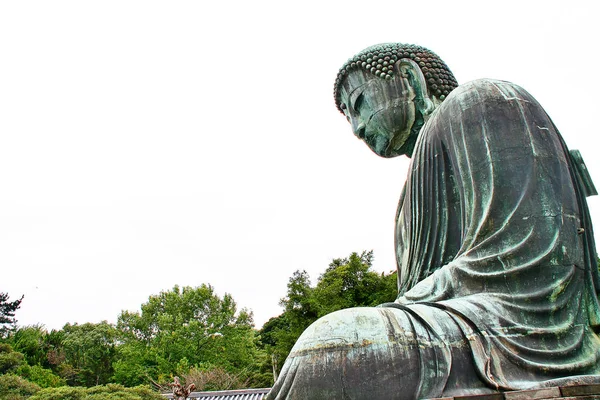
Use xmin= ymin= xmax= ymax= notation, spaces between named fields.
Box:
xmin=339 ymin=69 xmax=417 ymax=158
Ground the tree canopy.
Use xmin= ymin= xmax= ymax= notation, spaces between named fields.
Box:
xmin=0 ymin=292 xmax=23 ymax=336
xmin=114 ymin=284 xmax=269 ymax=388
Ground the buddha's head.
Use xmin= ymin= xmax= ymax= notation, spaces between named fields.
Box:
xmin=334 ymin=43 xmax=458 ymax=158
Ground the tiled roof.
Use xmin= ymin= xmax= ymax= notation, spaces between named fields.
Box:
xmin=163 ymin=388 xmax=270 ymax=400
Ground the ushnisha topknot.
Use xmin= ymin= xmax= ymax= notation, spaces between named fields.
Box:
xmin=334 ymin=43 xmax=459 ymax=113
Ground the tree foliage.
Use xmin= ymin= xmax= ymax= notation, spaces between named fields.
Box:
xmin=0 ymin=293 xmax=24 ymax=337
xmin=114 ymin=285 xmax=269 ymax=388
xmin=313 ymin=251 xmax=397 ymax=315
xmin=16 ymin=364 xmax=65 ymax=388
xmin=58 ymin=322 xmax=118 ymax=387
xmin=0 ymin=343 xmax=25 ymax=374
xmin=0 ymin=373 xmax=41 ymax=400
xmin=29 ymin=384 xmax=163 ymax=400
xmin=8 ymin=325 xmax=50 ymax=368
xmin=2 ymin=286 xmax=271 ymax=390
xmin=4 ymin=322 xmax=116 ymax=388
xmin=181 ymin=366 xmax=252 ymax=392
xmin=1 ymin=331 xmax=66 ymax=389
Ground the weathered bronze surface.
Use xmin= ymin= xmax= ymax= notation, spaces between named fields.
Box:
xmin=267 ymin=43 xmax=600 ymax=399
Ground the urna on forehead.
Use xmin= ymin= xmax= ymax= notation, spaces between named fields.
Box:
xmin=333 ymin=43 xmax=459 ymax=113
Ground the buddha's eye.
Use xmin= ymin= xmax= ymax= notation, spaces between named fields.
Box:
xmin=352 ymin=93 xmax=364 ymax=113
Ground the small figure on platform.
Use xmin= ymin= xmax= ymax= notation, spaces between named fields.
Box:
xmin=171 ymin=376 xmax=195 ymax=400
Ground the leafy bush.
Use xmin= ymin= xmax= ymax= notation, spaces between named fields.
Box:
xmin=0 ymin=343 xmax=25 ymax=374
xmin=29 ymin=384 xmax=163 ymax=400
xmin=17 ymin=364 xmax=66 ymax=388
xmin=29 ymin=386 xmax=86 ymax=400
xmin=0 ymin=373 xmax=41 ymax=400
xmin=183 ymin=366 xmax=249 ymax=391
xmin=120 ymin=385 xmax=165 ymax=400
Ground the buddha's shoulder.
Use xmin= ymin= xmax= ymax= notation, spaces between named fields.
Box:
xmin=445 ymin=78 xmax=535 ymax=104
xmin=426 ymin=78 xmax=541 ymax=134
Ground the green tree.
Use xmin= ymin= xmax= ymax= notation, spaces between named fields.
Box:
xmin=313 ymin=251 xmax=388 ymax=315
xmin=259 ymin=270 xmax=319 ymax=375
xmin=7 ymin=325 xmax=51 ymax=369
xmin=114 ymin=285 xmax=267 ymax=388
xmin=56 ymin=322 xmax=118 ymax=387
xmin=0 ymin=293 xmax=23 ymax=337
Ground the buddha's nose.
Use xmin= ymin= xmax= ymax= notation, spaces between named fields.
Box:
xmin=354 ymin=123 xmax=366 ymax=139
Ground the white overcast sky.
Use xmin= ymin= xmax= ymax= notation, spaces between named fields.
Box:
xmin=1 ymin=1 xmax=599 ymax=331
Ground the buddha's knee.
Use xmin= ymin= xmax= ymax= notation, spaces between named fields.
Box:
xmin=270 ymin=307 xmax=460 ymax=399
xmin=292 ymin=306 xmax=412 ymax=354
xmin=286 ymin=307 xmax=422 ymax=388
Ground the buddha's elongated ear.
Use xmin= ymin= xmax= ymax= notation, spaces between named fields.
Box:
xmin=396 ymin=58 xmax=435 ymax=116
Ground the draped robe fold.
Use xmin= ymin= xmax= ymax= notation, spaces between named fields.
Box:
xmin=267 ymin=79 xmax=600 ymax=400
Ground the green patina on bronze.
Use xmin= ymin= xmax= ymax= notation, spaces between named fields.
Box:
xmin=333 ymin=43 xmax=458 ymax=113
xmin=268 ymin=43 xmax=600 ymax=400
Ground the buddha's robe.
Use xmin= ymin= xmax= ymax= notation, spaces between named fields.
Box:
xmin=267 ymin=79 xmax=600 ymax=400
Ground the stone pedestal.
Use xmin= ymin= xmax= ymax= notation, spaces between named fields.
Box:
xmin=430 ymin=385 xmax=600 ymax=400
